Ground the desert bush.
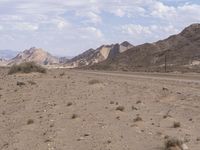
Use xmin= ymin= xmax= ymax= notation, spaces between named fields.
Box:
xmin=88 ymin=79 xmax=101 ymax=85
xmin=27 ymin=119 xmax=34 ymax=125
xmin=116 ymin=106 xmax=125 ymax=112
xmin=133 ymin=115 xmax=143 ymax=122
xmin=8 ymin=62 xmax=46 ymax=74
xmin=173 ymin=121 xmax=181 ymax=128
xmin=17 ymin=81 xmax=26 ymax=86
xmin=67 ymin=102 xmax=73 ymax=106
xmin=164 ymin=137 xmax=183 ymax=150
xmin=71 ymin=114 xmax=78 ymax=119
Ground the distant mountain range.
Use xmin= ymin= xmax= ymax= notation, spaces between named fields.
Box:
xmin=0 ymin=23 xmax=200 ymax=72
xmin=0 ymin=50 xmax=19 ymax=60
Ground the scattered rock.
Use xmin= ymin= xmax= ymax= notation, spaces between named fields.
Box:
xmin=17 ymin=81 xmax=26 ymax=86
xmin=196 ymin=137 xmax=200 ymax=141
xmin=110 ymin=101 xmax=114 ymax=104
xmin=67 ymin=102 xmax=73 ymax=107
xmin=84 ymin=134 xmax=90 ymax=137
xmin=136 ymin=100 xmax=142 ymax=104
xmin=163 ymin=87 xmax=169 ymax=91
xmin=28 ymin=80 xmax=36 ymax=85
xmin=71 ymin=114 xmax=78 ymax=119
xmin=132 ymin=105 xmax=138 ymax=110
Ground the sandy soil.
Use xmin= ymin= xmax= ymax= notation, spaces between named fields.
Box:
xmin=0 ymin=68 xmax=200 ymax=150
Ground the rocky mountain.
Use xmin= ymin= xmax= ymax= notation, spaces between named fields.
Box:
xmin=9 ymin=47 xmax=59 ymax=65
xmin=0 ymin=58 xmax=8 ymax=66
xmin=0 ymin=50 xmax=19 ymax=60
xmin=67 ymin=41 xmax=133 ymax=67
xmin=59 ymin=57 xmax=70 ymax=64
xmin=90 ymin=24 xmax=200 ymax=72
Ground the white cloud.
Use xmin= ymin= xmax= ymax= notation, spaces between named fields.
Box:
xmin=118 ymin=24 xmax=180 ymax=45
xmin=121 ymin=24 xmax=152 ymax=36
xmin=13 ymin=23 xmax=39 ymax=31
xmin=0 ymin=0 xmax=199 ymax=55
xmin=75 ymin=11 xmax=102 ymax=24
xmin=150 ymin=2 xmax=177 ymax=19
xmin=120 ymin=24 xmax=179 ymax=36
xmin=79 ymin=27 xmax=104 ymax=39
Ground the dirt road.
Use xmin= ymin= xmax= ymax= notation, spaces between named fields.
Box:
xmin=0 ymin=68 xmax=200 ymax=150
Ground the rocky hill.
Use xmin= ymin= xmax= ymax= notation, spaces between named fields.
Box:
xmin=90 ymin=24 xmax=200 ymax=72
xmin=67 ymin=41 xmax=133 ymax=67
xmin=9 ymin=47 xmax=59 ymax=65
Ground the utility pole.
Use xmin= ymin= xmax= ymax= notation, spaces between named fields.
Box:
xmin=165 ymin=55 xmax=167 ymax=73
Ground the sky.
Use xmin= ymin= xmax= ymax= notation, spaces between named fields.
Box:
xmin=0 ymin=0 xmax=199 ymax=56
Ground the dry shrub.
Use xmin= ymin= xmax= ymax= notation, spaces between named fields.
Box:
xmin=27 ymin=119 xmax=34 ymax=125
xmin=164 ymin=137 xmax=183 ymax=150
xmin=71 ymin=114 xmax=78 ymax=119
xmin=133 ymin=116 xmax=143 ymax=122
xmin=8 ymin=62 xmax=46 ymax=75
xmin=173 ymin=122 xmax=181 ymax=128
xmin=88 ymin=79 xmax=101 ymax=85
xmin=116 ymin=106 xmax=125 ymax=112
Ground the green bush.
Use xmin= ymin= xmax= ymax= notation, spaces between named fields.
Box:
xmin=8 ymin=62 xmax=46 ymax=74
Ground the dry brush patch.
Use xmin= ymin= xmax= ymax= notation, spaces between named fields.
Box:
xmin=88 ymin=79 xmax=101 ymax=85
xmin=164 ymin=137 xmax=187 ymax=150
xmin=8 ymin=62 xmax=46 ymax=75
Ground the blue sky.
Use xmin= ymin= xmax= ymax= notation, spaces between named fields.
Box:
xmin=0 ymin=0 xmax=199 ymax=56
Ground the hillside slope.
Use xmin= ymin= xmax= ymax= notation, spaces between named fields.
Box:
xmin=67 ymin=41 xmax=133 ymax=67
xmin=91 ymin=24 xmax=200 ymax=72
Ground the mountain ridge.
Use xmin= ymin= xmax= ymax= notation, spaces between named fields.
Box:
xmin=90 ymin=23 xmax=200 ymax=72
xmin=0 ymin=23 xmax=199 ymax=72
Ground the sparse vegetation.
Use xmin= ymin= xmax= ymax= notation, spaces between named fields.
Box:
xmin=173 ymin=121 xmax=181 ymax=128
xmin=28 ymin=80 xmax=36 ymax=85
xmin=110 ymin=101 xmax=114 ymax=104
xmin=8 ymin=62 xmax=46 ymax=75
xmin=116 ymin=106 xmax=125 ymax=112
xmin=136 ymin=100 xmax=142 ymax=104
xmin=17 ymin=81 xmax=26 ymax=86
xmin=133 ymin=115 xmax=143 ymax=122
xmin=88 ymin=79 xmax=101 ymax=85
xmin=67 ymin=102 xmax=73 ymax=106
xmin=132 ymin=105 xmax=138 ymax=110
xmin=71 ymin=114 xmax=78 ymax=119
xmin=164 ymin=137 xmax=183 ymax=150
xmin=60 ymin=72 xmax=65 ymax=76
xmin=27 ymin=119 xmax=34 ymax=125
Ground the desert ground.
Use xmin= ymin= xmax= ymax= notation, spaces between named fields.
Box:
xmin=0 ymin=68 xmax=200 ymax=150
